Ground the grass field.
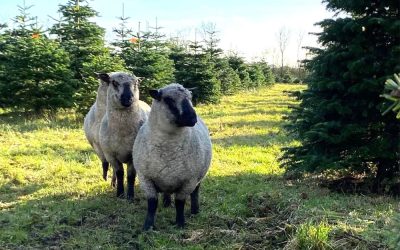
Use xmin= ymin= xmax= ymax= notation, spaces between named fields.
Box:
xmin=0 ymin=84 xmax=398 ymax=249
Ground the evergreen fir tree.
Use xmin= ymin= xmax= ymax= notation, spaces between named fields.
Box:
xmin=10 ymin=0 xmax=36 ymax=37
xmin=256 ymin=60 xmax=275 ymax=85
xmin=248 ymin=63 xmax=266 ymax=88
xmin=202 ymin=23 xmax=223 ymax=62
xmin=227 ymin=54 xmax=252 ymax=89
xmin=114 ymin=17 xmax=175 ymax=103
xmin=0 ymin=5 xmax=75 ymax=112
xmin=172 ymin=41 xmax=221 ymax=104
xmin=216 ymin=58 xmax=241 ymax=95
xmin=281 ymin=0 xmax=400 ymax=192
xmin=122 ymin=47 xmax=175 ymax=103
xmin=111 ymin=3 xmax=133 ymax=52
xmin=282 ymin=70 xmax=294 ymax=83
xmin=51 ymin=0 xmax=126 ymax=114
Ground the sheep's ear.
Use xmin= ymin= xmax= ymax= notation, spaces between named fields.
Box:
xmin=95 ymin=73 xmax=110 ymax=84
xmin=149 ymin=89 xmax=162 ymax=101
xmin=137 ymin=77 xmax=145 ymax=84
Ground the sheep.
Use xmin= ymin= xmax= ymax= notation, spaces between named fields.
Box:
xmin=83 ymin=73 xmax=111 ymax=182
xmin=98 ymin=72 xmax=150 ymax=200
xmin=132 ymin=83 xmax=212 ymax=230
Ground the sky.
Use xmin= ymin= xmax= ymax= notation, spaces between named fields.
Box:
xmin=0 ymin=0 xmax=335 ymax=65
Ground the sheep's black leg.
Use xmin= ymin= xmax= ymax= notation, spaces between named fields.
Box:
xmin=143 ymin=197 xmax=158 ymax=230
xmin=190 ymin=184 xmax=200 ymax=214
xmin=162 ymin=193 xmax=172 ymax=207
xmin=175 ymin=198 xmax=185 ymax=228
xmin=102 ymin=161 xmax=109 ymax=180
xmin=116 ymin=168 xmax=124 ymax=198
xmin=127 ymin=163 xmax=136 ymax=201
xmin=111 ymin=173 xmax=116 ymax=187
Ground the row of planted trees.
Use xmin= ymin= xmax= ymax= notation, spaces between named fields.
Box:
xmin=0 ymin=0 xmax=275 ymax=114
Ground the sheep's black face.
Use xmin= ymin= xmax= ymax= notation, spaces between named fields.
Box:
xmin=119 ymin=82 xmax=133 ymax=107
xmin=163 ymin=97 xmax=197 ymax=127
xmin=100 ymin=72 xmax=141 ymax=109
xmin=149 ymin=85 xmax=197 ymax=127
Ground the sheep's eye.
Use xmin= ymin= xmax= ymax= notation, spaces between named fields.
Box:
xmin=112 ymin=80 xmax=119 ymax=87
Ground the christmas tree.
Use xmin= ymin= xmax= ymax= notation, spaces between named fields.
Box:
xmin=281 ymin=0 xmax=400 ymax=192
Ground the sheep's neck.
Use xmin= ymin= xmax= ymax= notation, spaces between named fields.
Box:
xmin=149 ymin=120 xmax=190 ymax=141
xmin=106 ymin=103 xmax=141 ymax=128
xmin=94 ymin=84 xmax=108 ymax=120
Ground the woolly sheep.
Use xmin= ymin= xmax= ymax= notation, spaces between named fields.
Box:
xmin=99 ymin=72 xmax=150 ymax=200
xmin=83 ymin=73 xmax=111 ymax=181
xmin=132 ymin=83 xmax=212 ymax=230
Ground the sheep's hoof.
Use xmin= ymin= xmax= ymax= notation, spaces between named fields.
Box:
xmin=191 ymin=207 xmax=199 ymax=215
xmin=170 ymin=220 xmax=185 ymax=229
xmin=127 ymin=194 xmax=134 ymax=202
xmin=143 ymin=223 xmax=156 ymax=231
xmin=116 ymin=189 xmax=124 ymax=198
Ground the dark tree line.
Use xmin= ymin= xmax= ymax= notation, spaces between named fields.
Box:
xmin=0 ymin=0 xmax=276 ymax=114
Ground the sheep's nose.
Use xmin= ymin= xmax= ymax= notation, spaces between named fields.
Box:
xmin=121 ymin=84 xmax=133 ymax=107
xmin=177 ymin=100 xmax=197 ymax=127
xmin=121 ymin=98 xmax=132 ymax=107
xmin=186 ymin=114 xmax=197 ymax=127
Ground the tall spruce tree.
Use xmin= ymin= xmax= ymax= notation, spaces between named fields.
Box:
xmin=122 ymin=47 xmax=175 ymax=103
xmin=51 ymin=0 xmax=126 ymax=114
xmin=281 ymin=0 xmax=400 ymax=192
xmin=202 ymin=22 xmax=223 ymax=62
xmin=111 ymin=4 xmax=133 ymax=50
xmin=256 ymin=60 xmax=275 ymax=85
xmin=0 ymin=3 xmax=74 ymax=112
xmin=248 ymin=63 xmax=266 ymax=88
xmin=216 ymin=58 xmax=241 ymax=95
xmin=227 ymin=54 xmax=252 ymax=90
xmin=172 ymin=40 xmax=221 ymax=104
xmin=114 ymin=17 xmax=175 ymax=103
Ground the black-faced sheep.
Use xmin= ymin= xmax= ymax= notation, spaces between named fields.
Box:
xmin=99 ymin=72 xmax=150 ymax=200
xmin=132 ymin=83 xmax=212 ymax=230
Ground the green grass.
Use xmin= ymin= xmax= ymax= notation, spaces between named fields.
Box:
xmin=0 ymin=84 xmax=398 ymax=249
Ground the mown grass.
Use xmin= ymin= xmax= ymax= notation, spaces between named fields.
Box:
xmin=0 ymin=84 xmax=398 ymax=249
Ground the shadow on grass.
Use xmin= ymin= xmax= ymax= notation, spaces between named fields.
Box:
xmin=0 ymin=111 xmax=82 ymax=132
xmin=7 ymin=143 xmax=93 ymax=167
xmin=0 ymin=172 xmax=394 ymax=249
xmin=0 ymin=172 xmax=295 ymax=249
xmin=8 ymin=143 xmax=93 ymax=165
xmin=0 ymin=182 xmax=47 ymax=204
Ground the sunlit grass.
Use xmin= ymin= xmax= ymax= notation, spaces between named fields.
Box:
xmin=0 ymin=84 xmax=398 ymax=249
